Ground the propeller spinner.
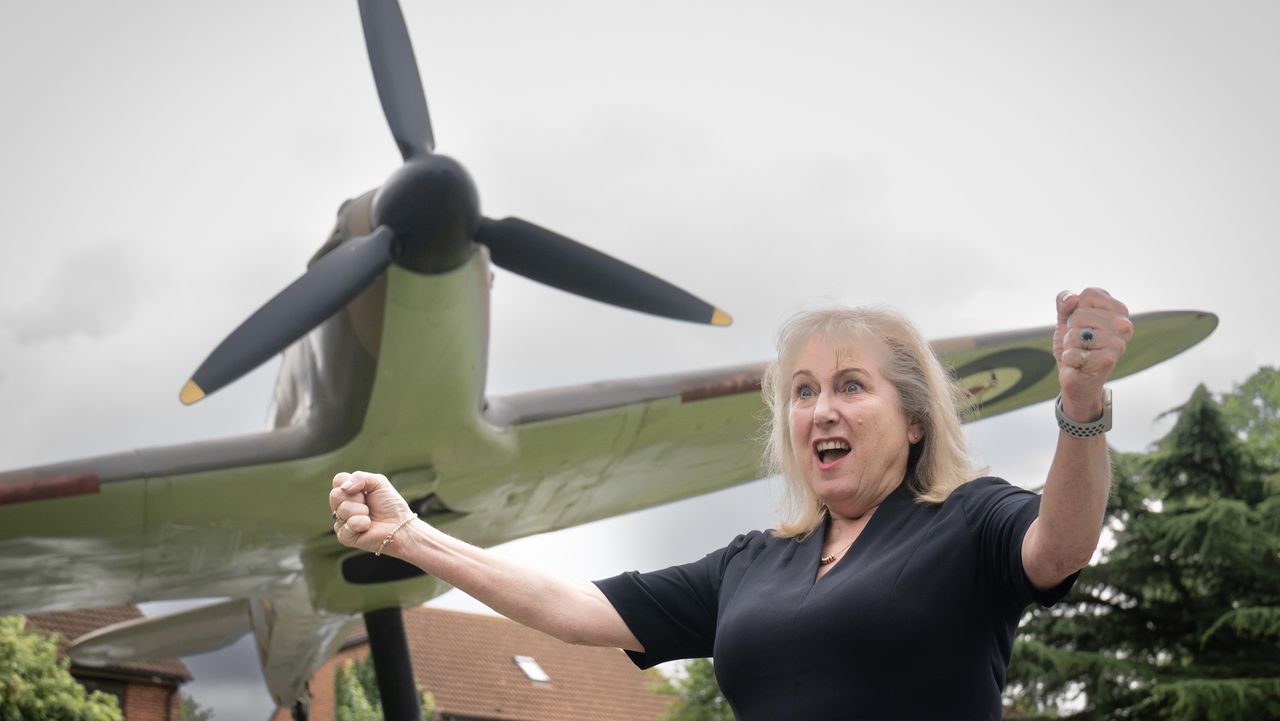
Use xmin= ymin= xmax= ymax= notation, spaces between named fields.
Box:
xmin=181 ymin=0 xmax=730 ymax=404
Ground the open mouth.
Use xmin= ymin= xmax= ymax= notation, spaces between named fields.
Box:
xmin=815 ymin=439 xmax=851 ymax=465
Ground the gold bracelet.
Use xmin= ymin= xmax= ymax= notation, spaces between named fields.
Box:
xmin=375 ymin=515 xmax=417 ymax=557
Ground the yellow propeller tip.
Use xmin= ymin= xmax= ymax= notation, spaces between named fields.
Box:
xmin=711 ymin=308 xmax=733 ymax=327
xmin=179 ymin=380 xmax=206 ymax=405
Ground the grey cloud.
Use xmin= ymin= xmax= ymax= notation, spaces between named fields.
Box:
xmin=1 ymin=244 xmax=145 ymax=345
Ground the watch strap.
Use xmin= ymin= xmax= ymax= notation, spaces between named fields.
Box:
xmin=1056 ymin=388 xmax=1112 ymax=438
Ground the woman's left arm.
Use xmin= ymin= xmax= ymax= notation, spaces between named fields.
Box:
xmin=1023 ymin=288 xmax=1134 ymax=591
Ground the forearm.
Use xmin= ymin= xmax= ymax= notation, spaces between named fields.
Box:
xmin=388 ymin=520 xmax=642 ymax=651
xmin=1024 ymin=396 xmax=1112 ymax=589
xmin=1023 ymin=288 xmax=1131 ymax=589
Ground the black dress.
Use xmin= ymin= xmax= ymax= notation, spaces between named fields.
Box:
xmin=594 ymin=477 xmax=1077 ymax=721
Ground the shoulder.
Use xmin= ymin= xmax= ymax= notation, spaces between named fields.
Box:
xmin=948 ymin=475 xmax=1035 ymax=501
xmin=948 ymin=476 xmax=1040 ymax=532
xmin=718 ymin=529 xmax=777 ymax=559
xmin=703 ymin=528 xmax=791 ymax=572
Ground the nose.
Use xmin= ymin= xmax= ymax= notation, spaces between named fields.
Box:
xmin=814 ymin=390 xmax=838 ymax=427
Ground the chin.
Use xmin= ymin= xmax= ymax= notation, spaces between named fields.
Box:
xmin=811 ymin=483 xmax=863 ymax=507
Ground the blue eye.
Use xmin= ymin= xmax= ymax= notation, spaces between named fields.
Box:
xmin=843 ymin=381 xmax=862 ymax=393
xmin=796 ymin=385 xmax=816 ymax=399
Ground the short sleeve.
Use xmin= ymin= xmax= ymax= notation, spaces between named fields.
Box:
xmin=593 ymin=532 xmax=759 ymax=668
xmin=958 ymin=477 xmax=1079 ymax=610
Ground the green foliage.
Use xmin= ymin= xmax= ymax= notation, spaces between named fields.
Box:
xmin=334 ymin=660 xmax=376 ymax=721
xmin=1218 ymin=366 xmax=1280 ymax=472
xmin=1200 ymin=607 xmax=1280 ymax=647
xmin=333 ymin=656 xmax=435 ymax=721
xmin=0 ymin=616 xmax=123 ymax=721
xmin=653 ymin=658 xmax=734 ymax=721
xmin=1142 ymin=678 xmax=1280 ymax=721
xmin=1006 ymin=370 xmax=1280 ymax=720
xmin=177 ymin=693 xmax=215 ymax=721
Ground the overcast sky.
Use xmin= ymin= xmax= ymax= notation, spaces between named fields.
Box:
xmin=2 ymin=1 xmax=1277 ymax=719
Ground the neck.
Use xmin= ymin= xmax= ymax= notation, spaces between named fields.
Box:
xmin=828 ymin=510 xmax=867 ymax=531
xmin=826 ymin=479 xmax=901 ymax=526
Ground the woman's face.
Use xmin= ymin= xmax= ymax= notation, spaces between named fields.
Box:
xmin=786 ymin=333 xmax=920 ymax=520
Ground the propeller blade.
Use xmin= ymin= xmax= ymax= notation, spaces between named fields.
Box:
xmin=358 ymin=0 xmax=434 ymax=160
xmin=477 ymin=217 xmax=732 ymax=327
xmin=180 ymin=226 xmax=397 ymax=404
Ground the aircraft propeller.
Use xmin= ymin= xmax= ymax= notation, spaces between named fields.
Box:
xmin=180 ymin=0 xmax=730 ymax=405
xmin=360 ymin=0 xmax=434 ymax=160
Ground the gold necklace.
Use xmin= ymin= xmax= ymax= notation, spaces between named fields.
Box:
xmin=819 ymin=538 xmax=856 ymax=565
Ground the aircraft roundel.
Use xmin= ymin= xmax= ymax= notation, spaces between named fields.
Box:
xmin=953 ymin=348 xmax=1056 ymax=410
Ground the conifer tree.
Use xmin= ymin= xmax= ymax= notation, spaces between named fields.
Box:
xmin=1218 ymin=367 xmax=1280 ymax=471
xmin=333 ymin=656 xmax=435 ymax=721
xmin=177 ymin=693 xmax=215 ymax=721
xmin=1006 ymin=373 xmax=1280 ymax=720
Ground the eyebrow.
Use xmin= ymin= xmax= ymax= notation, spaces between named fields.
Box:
xmin=791 ymin=366 xmax=870 ymax=380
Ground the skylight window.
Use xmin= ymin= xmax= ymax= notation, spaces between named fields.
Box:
xmin=513 ymin=655 xmax=551 ymax=683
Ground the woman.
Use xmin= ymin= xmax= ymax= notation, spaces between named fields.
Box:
xmin=329 ymin=288 xmax=1132 ymax=720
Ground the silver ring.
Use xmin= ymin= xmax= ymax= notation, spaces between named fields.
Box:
xmin=1077 ymin=350 xmax=1091 ymax=368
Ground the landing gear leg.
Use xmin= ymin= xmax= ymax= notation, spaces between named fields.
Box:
xmin=364 ymin=607 xmax=423 ymax=721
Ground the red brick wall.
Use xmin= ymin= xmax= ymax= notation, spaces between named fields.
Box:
xmin=123 ymin=681 xmax=178 ymax=721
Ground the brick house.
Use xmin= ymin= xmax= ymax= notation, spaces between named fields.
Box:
xmin=25 ymin=606 xmax=191 ymax=721
xmin=277 ymin=606 xmax=673 ymax=721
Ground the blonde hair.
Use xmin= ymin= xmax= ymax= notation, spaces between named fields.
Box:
xmin=761 ymin=306 xmax=980 ymax=538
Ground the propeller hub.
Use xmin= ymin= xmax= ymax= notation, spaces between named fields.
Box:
xmin=373 ymin=155 xmax=480 ymax=274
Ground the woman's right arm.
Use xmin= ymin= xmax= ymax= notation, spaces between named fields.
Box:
xmin=328 ymin=470 xmax=642 ymax=651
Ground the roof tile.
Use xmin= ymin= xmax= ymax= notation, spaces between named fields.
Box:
xmin=350 ymin=607 xmax=672 ymax=721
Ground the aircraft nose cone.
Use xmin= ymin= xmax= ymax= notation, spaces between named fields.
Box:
xmin=373 ymin=154 xmax=480 ymax=273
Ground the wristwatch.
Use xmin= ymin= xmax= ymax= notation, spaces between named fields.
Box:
xmin=1055 ymin=388 xmax=1112 ymax=438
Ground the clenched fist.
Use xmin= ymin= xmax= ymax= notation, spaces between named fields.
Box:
xmin=1053 ymin=288 xmax=1133 ymax=422
xmin=329 ymin=471 xmax=417 ymax=556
